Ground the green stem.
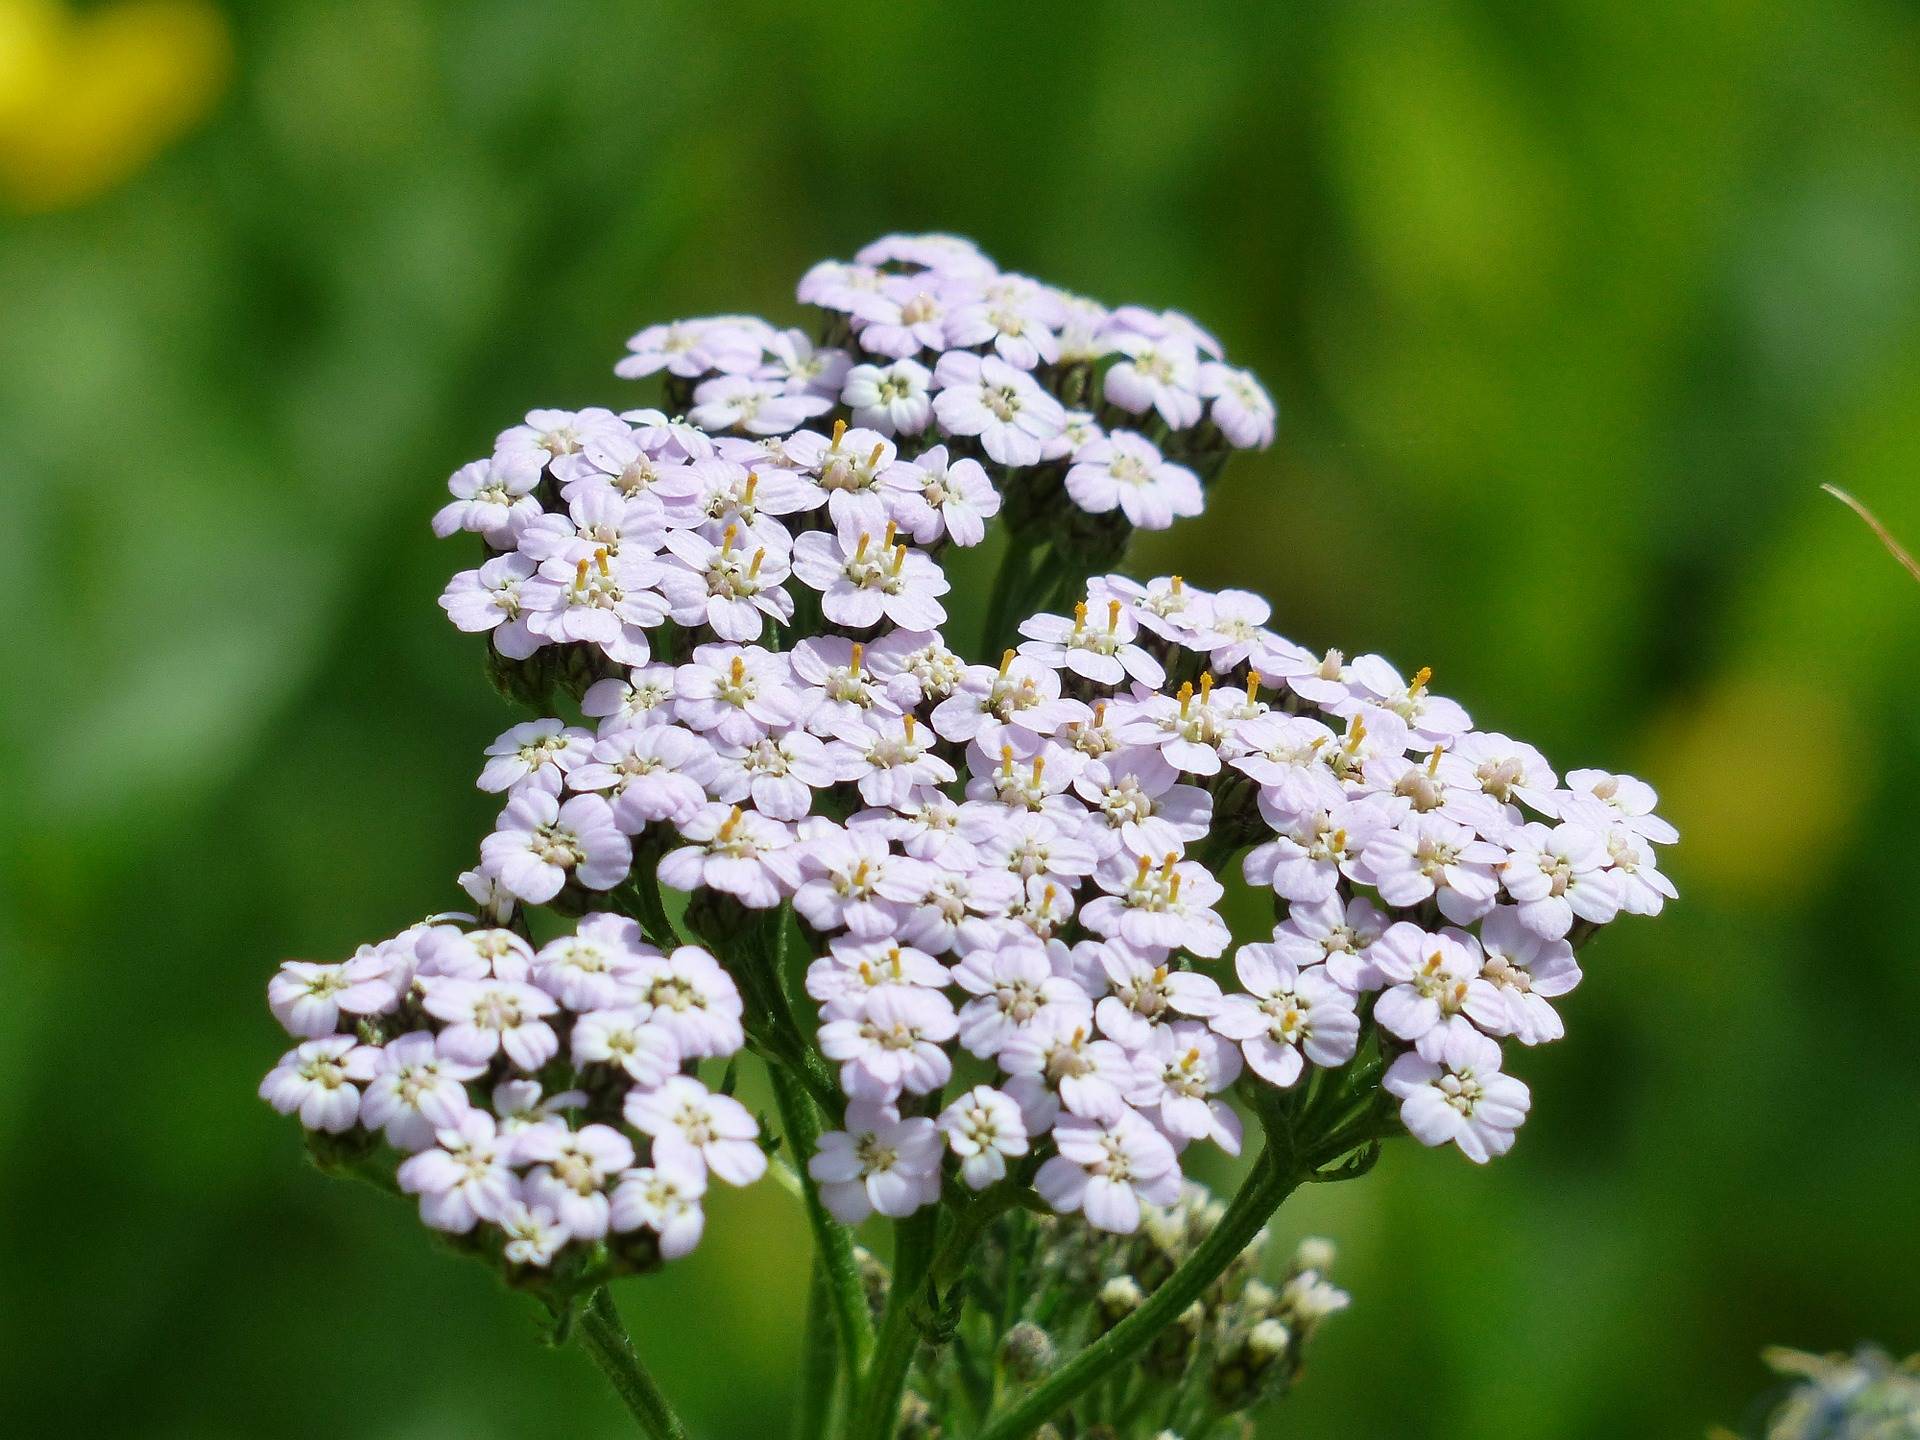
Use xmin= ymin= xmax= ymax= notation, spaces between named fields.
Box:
xmin=768 ymin=1063 xmax=875 ymax=1378
xmin=576 ymin=1287 xmax=690 ymax=1440
xmin=795 ymin=1260 xmax=838 ymax=1440
xmin=981 ymin=530 xmax=1039 ymax=654
xmin=851 ymin=1207 xmax=940 ymax=1440
xmin=972 ymin=1138 xmax=1303 ymax=1440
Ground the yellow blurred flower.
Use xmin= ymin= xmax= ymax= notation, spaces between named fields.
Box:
xmin=0 ymin=0 xmax=229 ymax=213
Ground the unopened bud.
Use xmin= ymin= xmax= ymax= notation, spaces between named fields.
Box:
xmin=1249 ymin=1318 xmax=1292 ymax=1360
xmin=855 ymin=1245 xmax=889 ymax=1322
xmin=999 ymin=1322 xmax=1056 ymax=1383
xmin=1292 ymin=1235 xmax=1337 ymax=1274
xmin=1239 ymin=1278 xmax=1278 ymax=1319
xmin=1099 ymin=1275 xmax=1145 ymax=1321
xmin=897 ymin=1389 xmax=938 ymax=1438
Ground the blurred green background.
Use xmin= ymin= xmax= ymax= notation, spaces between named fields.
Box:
xmin=5 ymin=1 xmax=1919 ymax=1436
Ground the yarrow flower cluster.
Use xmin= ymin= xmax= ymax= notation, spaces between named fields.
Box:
xmin=263 ymin=233 xmax=1675 ymax=1439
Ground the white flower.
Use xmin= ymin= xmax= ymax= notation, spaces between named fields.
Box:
xmin=842 ymin=358 xmax=933 ymax=436
xmin=657 ymin=803 xmax=801 ymax=908
xmin=519 ymin=1122 xmax=636 ymax=1241
xmin=396 ymin=1110 xmax=518 ymax=1232
xmin=878 ymin=445 xmax=1000 ymax=548
xmin=497 ymin=1199 xmax=570 ymax=1267
xmin=1035 ymin=1109 xmax=1181 ymax=1234
xmin=259 ymin=1036 xmax=374 ymax=1132
xmin=792 ymin=519 xmax=950 ymax=631
xmin=1499 ymin=821 xmax=1622 ymax=940
xmin=808 ymin=1101 xmax=943 ymax=1223
xmin=937 ymin=1085 xmax=1030 ymax=1190
xmin=1384 ymin=1027 xmax=1531 ymax=1164
xmin=609 ymin=1159 xmax=708 ymax=1258
xmin=624 ymin=1076 xmax=767 ymax=1187
xmin=818 ymin=984 xmax=958 ymax=1102
xmin=358 ymin=1033 xmax=483 ymax=1152
xmin=1473 ymin=906 xmax=1580 ymax=1045
xmin=1064 ymin=431 xmax=1202 ymax=531
xmin=433 ymin=458 xmax=541 ymax=547
xmin=1368 ymin=924 xmax=1505 ymax=1045
xmin=1198 ymin=362 xmax=1276 ymax=449
xmin=479 ymin=791 xmax=632 ymax=905
xmin=478 ymin=719 xmax=596 ymax=797
xmin=1210 ymin=947 xmax=1359 ymax=1088
xmin=1101 ymin=332 xmax=1203 ymax=429
xmin=931 ymin=351 xmax=1065 ymax=466
xmin=1127 ymin=1022 xmax=1245 ymax=1152
xmin=421 ymin=976 xmax=561 ymax=1071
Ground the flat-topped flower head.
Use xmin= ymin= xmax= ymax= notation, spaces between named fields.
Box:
xmin=272 ymin=232 xmax=1677 ymax=1319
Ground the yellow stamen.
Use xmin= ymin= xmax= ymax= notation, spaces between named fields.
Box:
xmin=1177 ymin=680 xmax=1194 ymax=717
xmin=1161 ymin=852 xmax=1178 ymax=879
xmin=719 ymin=805 xmax=744 ymax=840
xmin=1000 ymin=744 xmax=1016 ymax=776
xmin=1167 ymin=872 xmax=1183 ymax=902
xmin=1030 ymin=755 xmax=1045 ymax=783
xmin=720 ymin=523 xmax=737 ymax=553
xmin=902 ymin=714 xmax=916 ymax=743
xmin=1411 ymin=665 xmax=1432 ymax=695
xmin=1170 ymin=575 xmax=1184 ymax=594
xmin=1107 ymin=598 xmax=1121 ymax=632
xmin=883 ymin=520 xmax=897 ymax=548
xmin=1198 ymin=671 xmax=1214 ymax=702
xmin=868 ymin=442 xmax=886 ymax=468
xmin=729 ymin=656 xmax=746 ymax=685
xmin=890 ymin=543 xmax=907 ymax=576
xmin=1152 ymin=965 xmax=1168 ymax=982
xmin=831 ymin=418 xmax=847 ymax=446
xmin=849 ymin=642 xmax=864 ymax=676
xmin=1073 ymin=600 xmax=1088 ymax=632
xmin=1426 ymin=745 xmax=1446 ymax=776
xmin=1135 ymin=853 xmax=1153 ymax=881
xmin=748 ymin=547 xmax=765 ymax=579
xmin=851 ymin=860 xmax=870 ymax=888
xmin=854 ymin=532 xmax=871 ymax=561
xmin=594 ymin=546 xmax=611 ymax=578
xmin=573 ymin=558 xmax=590 ymax=588
xmin=1000 ymin=649 xmax=1016 ymax=677
xmin=742 ymin=471 xmax=758 ymax=505
xmin=1246 ymin=670 xmax=1261 ymax=703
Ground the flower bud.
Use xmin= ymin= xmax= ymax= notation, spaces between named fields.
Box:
xmin=999 ymin=1321 xmax=1056 ymax=1383
xmin=1292 ymin=1235 xmax=1337 ymax=1275
xmin=1099 ymin=1275 xmax=1145 ymax=1323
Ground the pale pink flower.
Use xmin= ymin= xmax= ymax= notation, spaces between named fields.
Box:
xmin=479 ymin=791 xmax=631 ymax=905
xmin=625 ymin=1076 xmax=767 ymax=1187
xmin=1064 ymin=431 xmax=1202 ymax=531
xmin=808 ymin=1101 xmax=943 ymax=1223
xmin=259 ymin=1036 xmax=374 ymax=1133
xmin=1034 ymin=1110 xmax=1182 ymax=1234
xmin=1385 ymin=1027 xmax=1530 ymax=1164
xmin=930 ymin=351 xmax=1065 ymax=466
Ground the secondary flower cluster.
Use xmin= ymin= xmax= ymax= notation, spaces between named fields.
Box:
xmin=264 ymin=234 xmax=1674 ymax=1291
xmin=262 ymin=917 xmax=762 ymax=1269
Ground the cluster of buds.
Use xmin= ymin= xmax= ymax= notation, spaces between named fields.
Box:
xmin=260 ymin=233 xmax=1676 ymax=1437
xmin=906 ymin=1186 xmax=1349 ymax=1440
xmin=1720 ymin=1348 xmax=1920 ymax=1440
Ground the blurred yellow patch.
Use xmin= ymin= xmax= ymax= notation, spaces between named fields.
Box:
xmin=1650 ymin=671 xmax=1863 ymax=901
xmin=0 ymin=0 xmax=229 ymax=213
